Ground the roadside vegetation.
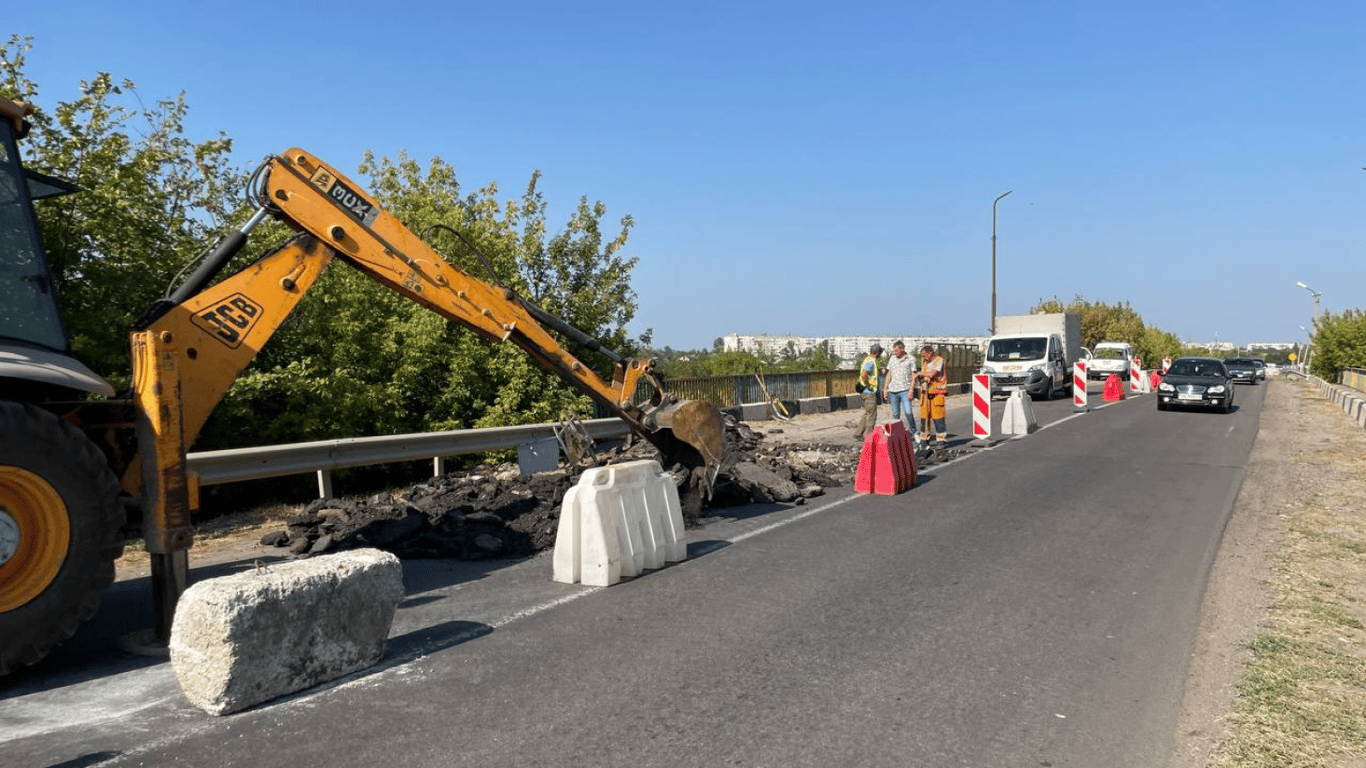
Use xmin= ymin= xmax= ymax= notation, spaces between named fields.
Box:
xmin=1304 ymin=309 xmax=1366 ymax=380
xmin=647 ymin=340 xmax=842 ymax=378
xmin=2 ymin=35 xmax=640 ymax=457
xmin=1032 ymin=295 xmax=1185 ymax=366
xmin=1212 ymin=382 xmax=1366 ymax=767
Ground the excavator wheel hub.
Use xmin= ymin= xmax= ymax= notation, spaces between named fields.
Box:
xmin=0 ymin=465 xmax=71 ymax=612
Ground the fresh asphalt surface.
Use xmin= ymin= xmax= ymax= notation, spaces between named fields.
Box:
xmin=3 ymin=379 xmax=1266 ymax=767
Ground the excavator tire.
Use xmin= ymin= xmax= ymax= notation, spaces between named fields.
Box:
xmin=0 ymin=401 xmax=124 ymax=676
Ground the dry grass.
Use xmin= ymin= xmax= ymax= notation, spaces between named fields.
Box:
xmin=1212 ymin=385 xmax=1366 ymax=767
xmin=116 ymin=502 xmax=299 ymax=571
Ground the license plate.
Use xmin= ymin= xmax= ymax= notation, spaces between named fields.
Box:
xmin=1178 ymin=393 xmax=1202 ymax=401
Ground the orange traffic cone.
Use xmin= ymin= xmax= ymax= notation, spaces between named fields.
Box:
xmin=1103 ymin=373 xmax=1125 ymax=402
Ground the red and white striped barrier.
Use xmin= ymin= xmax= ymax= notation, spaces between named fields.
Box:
xmin=972 ymin=374 xmax=991 ymax=440
xmin=1073 ymin=361 xmax=1088 ymax=411
xmin=1130 ymin=357 xmax=1142 ymax=393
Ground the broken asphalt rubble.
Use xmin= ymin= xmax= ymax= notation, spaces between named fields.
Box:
xmin=261 ymin=416 xmax=865 ymax=561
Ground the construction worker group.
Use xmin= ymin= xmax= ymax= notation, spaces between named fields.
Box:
xmin=855 ymin=341 xmax=949 ymax=448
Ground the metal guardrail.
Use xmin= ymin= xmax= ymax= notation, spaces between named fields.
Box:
xmin=596 ymin=345 xmax=982 ymax=416
xmin=186 ymin=418 xmax=632 ymax=497
xmin=189 ymin=349 xmax=983 ymax=498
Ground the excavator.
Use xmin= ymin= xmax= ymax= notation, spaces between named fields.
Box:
xmin=0 ymin=96 xmax=726 ymax=675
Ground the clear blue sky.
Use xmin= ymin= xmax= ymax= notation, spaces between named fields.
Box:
xmin=14 ymin=1 xmax=1364 ymax=350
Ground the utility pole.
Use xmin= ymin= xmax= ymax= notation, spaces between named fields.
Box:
xmin=991 ymin=190 xmax=1012 ymax=335
xmin=1296 ymin=282 xmax=1321 ymax=372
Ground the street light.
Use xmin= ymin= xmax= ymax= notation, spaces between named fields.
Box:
xmin=1300 ymin=326 xmax=1311 ymax=373
xmin=1296 ymin=281 xmax=1321 ymax=372
xmin=991 ymin=190 xmax=1013 ymax=335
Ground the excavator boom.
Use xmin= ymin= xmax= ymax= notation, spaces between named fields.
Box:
xmin=258 ymin=148 xmax=725 ymax=473
xmin=123 ymin=150 xmax=727 ymax=633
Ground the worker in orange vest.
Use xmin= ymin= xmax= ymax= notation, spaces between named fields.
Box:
xmin=914 ymin=344 xmax=949 ymax=446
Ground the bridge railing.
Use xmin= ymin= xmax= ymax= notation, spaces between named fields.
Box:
xmin=188 ymin=344 xmax=983 ymax=498
xmin=598 ymin=343 xmax=982 ymax=413
xmin=1341 ymin=367 xmax=1366 ymax=393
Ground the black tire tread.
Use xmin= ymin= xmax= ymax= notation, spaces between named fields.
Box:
xmin=0 ymin=401 xmax=125 ymax=676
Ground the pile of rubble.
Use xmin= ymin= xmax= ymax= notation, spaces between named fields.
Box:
xmin=261 ymin=420 xmax=860 ymax=561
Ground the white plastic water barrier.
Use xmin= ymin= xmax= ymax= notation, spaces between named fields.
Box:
xmin=552 ymin=459 xmax=687 ymax=587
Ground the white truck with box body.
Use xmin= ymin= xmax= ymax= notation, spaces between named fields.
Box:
xmin=1088 ymin=341 xmax=1133 ymax=381
xmin=981 ymin=313 xmax=1089 ymax=400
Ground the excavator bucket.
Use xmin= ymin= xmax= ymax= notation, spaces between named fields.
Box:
xmin=640 ymin=399 xmax=727 ymax=496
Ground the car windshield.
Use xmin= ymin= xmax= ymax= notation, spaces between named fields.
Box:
xmin=1168 ymin=360 xmax=1226 ymax=377
xmin=1094 ymin=347 xmax=1127 ymax=360
xmin=986 ymin=337 xmax=1046 ymax=362
xmin=1228 ymin=359 xmax=1253 ymax=368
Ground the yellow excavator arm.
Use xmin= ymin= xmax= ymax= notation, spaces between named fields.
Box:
xmin=123 ymin=149 xmax=725 ymax=636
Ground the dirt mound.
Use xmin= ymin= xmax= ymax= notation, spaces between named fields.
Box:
xmin=262 ymin=419 xmax=861 ymax=561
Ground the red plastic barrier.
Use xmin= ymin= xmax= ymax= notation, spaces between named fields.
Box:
xmin=855 ymin=421 xmax=917 ymax=495
xmin=1103 ymin=373 xmax=1126 ymax=402
xmin=1149 ymin=370 xmax=1161 ymax=389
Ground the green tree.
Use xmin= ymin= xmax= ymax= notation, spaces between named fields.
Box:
xmin=204 ymin=150 xmax=642 ymax=448
xmin=1 ymin=35 xmax=243 ymax=384
xmin=1031 ymin=295 xmax=1182 ymax=369
xmin=1309 ymin=309 xmax=1366 ymax=379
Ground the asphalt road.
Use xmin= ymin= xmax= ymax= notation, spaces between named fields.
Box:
xmin=2 ymin=380 xmax=1267 ymax=768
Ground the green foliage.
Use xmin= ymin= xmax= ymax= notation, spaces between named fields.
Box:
xmin=1309 ymin=308 xmax=1366 ymax=379
xmin=1032 ymin=295 xmax=1183 ymax=369
xmin=203 ymin=150 xmax=640 ymax=448
xmin=5 ymin=37 xmax=642 ymax=454
xmin=651 ymin=341 xmax=842 ymax=378
xmin=1 ymin=35 xmax=244 ymax=385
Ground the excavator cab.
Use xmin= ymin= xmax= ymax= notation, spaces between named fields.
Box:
xmin=1 ymin=98 xmax=127 ymax=677
xmin=0 ymin=98 xmax=112 ymax=398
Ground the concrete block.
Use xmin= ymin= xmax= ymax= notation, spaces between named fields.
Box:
xmin=170 ymin=549 xmax=404 ymax=715
xmin=837 ymin=394 xmax=864 ymax=411
xmin=736 ymin=402 xmax=770 ymax=421
xmin=797 ymin=397 xmax=832 ymax=415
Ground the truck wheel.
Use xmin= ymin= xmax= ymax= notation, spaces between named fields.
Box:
xmin=0 ymin=401 xmax=125 ymax=676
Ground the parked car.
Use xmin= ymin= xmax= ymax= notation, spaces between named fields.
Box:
xmin=1251 ymin=359 xmax=1266 ymax=381
xmin=1225 ymin=357 xmax=1259 ymax=384
xmin=1156 ymin=357 xmax=1235 ymax=412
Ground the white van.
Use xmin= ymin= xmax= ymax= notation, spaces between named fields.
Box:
xmin=1088 ymin=342 xmax=1132 ymax=381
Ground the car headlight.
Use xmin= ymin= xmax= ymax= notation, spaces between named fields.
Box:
xmin=1158 ymin=382 xmax=1174 ymax=391
xmin=1207 ymin=385 xmax=1226 ymax=394
xmin=1028 ymin=364 xmax=1044 ymax=373
xmin=982 ymin=366 xmax=996 ymax=374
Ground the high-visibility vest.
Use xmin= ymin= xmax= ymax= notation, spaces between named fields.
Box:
xmin=925 ymin=355 xmax=947 ymax=395
xmin=859 ymin=354 xmax=880 ymax=392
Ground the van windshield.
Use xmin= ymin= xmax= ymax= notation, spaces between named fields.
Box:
xmin=987 ymin=337 xmax=1046 ymax=362
xmin=1094 ymin=347 xmax=1127 ymax=360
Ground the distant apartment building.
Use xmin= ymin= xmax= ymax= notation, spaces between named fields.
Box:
xmin=1196 ymin=341 xmax=1297 ymax=352
xmin=721 ymin=333 xmax=988 ymax=368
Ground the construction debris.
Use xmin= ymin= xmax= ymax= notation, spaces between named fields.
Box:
xmin=261 ymin=418 xmax=855 ymax=561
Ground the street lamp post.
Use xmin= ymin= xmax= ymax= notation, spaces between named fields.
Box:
xmin=1300 ymin=326 xmax=1311 ymax=373
xmin=1296 ymin=281 xmax=1321 ymax=372
xmin=991 ymin=190 xmax=1013 ymax=335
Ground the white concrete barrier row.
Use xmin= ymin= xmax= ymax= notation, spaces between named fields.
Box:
xmin=1312 ymin=377 xmax=1366 ymax=429
xmin=552 ymin=459 xmax=687 ymax=587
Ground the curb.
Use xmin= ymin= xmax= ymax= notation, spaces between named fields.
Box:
xmin=1309 ymin=376 xmax=1366 ymax=429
